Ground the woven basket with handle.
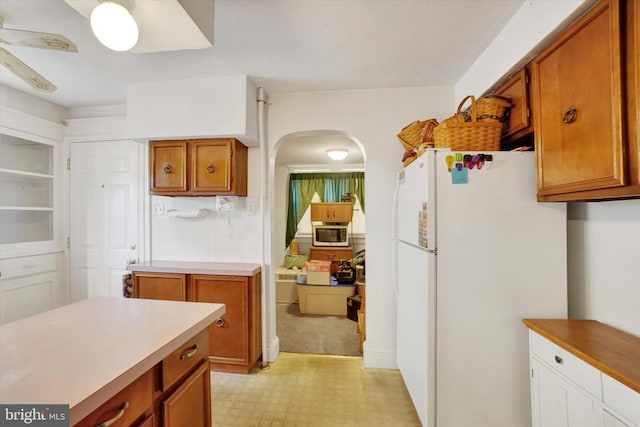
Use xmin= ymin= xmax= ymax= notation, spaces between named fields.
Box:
xmin=433 ymin=96 xmax=502 ymax=151
xmin=397 ymin=118 xmax=439 ymax=151
xmin=476 ymin=95 xmax=512 ymax=122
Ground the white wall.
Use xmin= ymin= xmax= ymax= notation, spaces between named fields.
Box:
xmin=268 ymin=86 xmax=453 ymax=368
xmin=456 ymin=0 xmax=640 ymax=337
xmin=567 ymin=201 xmax=640 ymax=337
xmin=151 ymin=147 xmax=263 ymax=263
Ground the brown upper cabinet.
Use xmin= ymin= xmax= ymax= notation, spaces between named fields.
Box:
xmin=149 ymin=138 xmax=248 ymax=196
xmin=531 ymin=0 xmax=639 ymax=202
xmin=310 ymin=202 xmax=353 ymax=222
xmin=492 ymin=67 xmax=533 ymax=147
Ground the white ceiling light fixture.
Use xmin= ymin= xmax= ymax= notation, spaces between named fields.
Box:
xmin=90 ymin=0 xmax=138 ymax=51
xmin=327 ymin=149 xmax=348 ymax=161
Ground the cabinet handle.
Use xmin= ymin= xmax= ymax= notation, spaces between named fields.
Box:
xmin=216 ymin=318 xmax=225 ymax=328
xmin=554 ymin=355 xmax=563 ymax=365
xmin=163 ymin=164 xmax=172 ymax=174
xmin=179 ymin=344 xmax=199 ymax=360
xmin=206 ymin=163 xmax=215 ymax=173
xmin=95 ymin=401 xmax=129 ymax=427
xmin=562 ymin=105 xmax=577 ymax=124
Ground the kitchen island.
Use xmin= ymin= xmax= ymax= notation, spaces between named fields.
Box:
xmin=0 ymin=296 xmax=225 ymax=426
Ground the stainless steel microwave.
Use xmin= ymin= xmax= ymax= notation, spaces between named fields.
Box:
xmin=312 ymin=225 xmax=349 ymax=247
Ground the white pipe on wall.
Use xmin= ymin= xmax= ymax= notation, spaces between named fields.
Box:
xmin=257 ymin=86 xmax=270 ymax=368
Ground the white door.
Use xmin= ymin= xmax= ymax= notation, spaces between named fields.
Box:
xmin=69 ymin=141 xmax=142 ymax=301
xmin=396 ymin=241 xmax=435 ymax=427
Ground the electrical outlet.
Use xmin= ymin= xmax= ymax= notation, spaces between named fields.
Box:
xmin=153 ymin=202 xmax=164 ymax=216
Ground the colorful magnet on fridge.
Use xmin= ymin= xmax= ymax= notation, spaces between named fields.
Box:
xmin=455 ymin=153 xmax=463 ymax=162
xmin=455 ymin=162 xmax=463 ymax=171
xmin=445 ymin=155 xmax=454 ymax=172
xmin=463 ymin=154 xmax=471 ymax=169
xmin=469 ymin=154 xmax=480 ymax=170
xmin=485 ymin=154 xmax=493 ymax=169
xmin=477 ymin=154 xmax=486 ymax=170
xmin=451 ymin=166 xmax=469 ymax=184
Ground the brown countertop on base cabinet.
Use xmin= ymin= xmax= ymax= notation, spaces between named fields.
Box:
xmin=522 ymin=319 xmax=640 ymax=393
xmin=129 ymin=261 xmax=262 ymax=374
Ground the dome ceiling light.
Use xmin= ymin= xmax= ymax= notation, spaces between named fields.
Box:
xmin=327 ymin=149 xmax=348 ymax=161
xmin=90 ymin=0 xmax=138 ymax=51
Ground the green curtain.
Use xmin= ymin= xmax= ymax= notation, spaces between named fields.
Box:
xmin=286 ymin=172 xmax=365 ymax=248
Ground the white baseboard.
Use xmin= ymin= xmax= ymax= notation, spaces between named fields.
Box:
xmin=363 ymin=343 xmax=398 ymax=369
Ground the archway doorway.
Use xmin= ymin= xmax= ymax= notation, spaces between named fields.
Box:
xmin=271 ymin=130 xmax=366 ymax=357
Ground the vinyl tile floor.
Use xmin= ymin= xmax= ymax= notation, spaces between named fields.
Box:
xmin=210 ymin=352 xmax=421 ymax=427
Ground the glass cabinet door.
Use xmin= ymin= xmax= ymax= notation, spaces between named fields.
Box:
xmin=0 ymin=132 xmax=55 ymax=245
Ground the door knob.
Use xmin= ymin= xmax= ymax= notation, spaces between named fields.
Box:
xmin=126 ymin=258 xmax=137 ymax=265
xmin=129 ymin=243 xmax=136 ymax=250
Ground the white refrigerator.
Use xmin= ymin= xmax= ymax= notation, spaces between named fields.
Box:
xmin=392 ymin=149 xmax=567 ymax=427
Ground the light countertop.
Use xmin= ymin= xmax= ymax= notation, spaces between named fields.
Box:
xmin=0 ymin=297 xmax=225 ymax=425
xmin=127 ymin=260 xmax=261 ymax=276
xmin=522 ymin=319 xmax=640 ymax=393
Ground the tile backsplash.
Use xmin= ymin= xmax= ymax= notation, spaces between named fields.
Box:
xmin=151 ymin=195 xmax=262 ymax=262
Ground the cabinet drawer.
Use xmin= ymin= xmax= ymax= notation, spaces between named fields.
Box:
xmin=76 ymin=370 xmax=152 ymax=427
xmin=1 ymin=253 xmax=59 ymax=280
xmin=162 ymin=328 xmax=209 ymax=392
xmin=309 ymin=248 xmax=353 ymax=261
xmin=530 ymin=331 xmax=603 ymax=400
xmin=602 ymin=373 xmax=640 ymax=426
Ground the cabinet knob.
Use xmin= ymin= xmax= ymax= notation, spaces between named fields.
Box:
xmin=216 ymin=317 xmax=225 ymax=328
xmin=126 ymin=258 xmax=137 ymax=265
xmin=554 ymin=355 xmax=563 ymax=364
xmin=562 ymin=105 xmax=577 ymax=124
xmin=206 ymin=163 xmax=215 ymax=173
xmin=163 ymin=164 xmax=172 ymax=174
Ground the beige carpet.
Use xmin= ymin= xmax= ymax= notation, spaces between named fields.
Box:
xmin=276 ymin=302 xmax=361 ymax=356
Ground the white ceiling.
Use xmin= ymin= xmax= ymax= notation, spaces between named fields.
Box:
xmin=0 ymin=0 xmax=525 ymax=165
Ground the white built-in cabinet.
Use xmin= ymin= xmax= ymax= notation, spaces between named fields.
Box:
xmin=527 ymin=327 xmax=640 ymax=427
xmin=0 ymin=107 xmax=66 ymax=324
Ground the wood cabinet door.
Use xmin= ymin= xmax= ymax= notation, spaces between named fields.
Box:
xmin=188 ymin=275 xmax=249 ymax=367
xmin=310 ymin=203 xmax=352 ymax=222
xmin=494 ymin=67 xmax=531 ymax=139
xmin=532 ymin=0 xmax=625 ymax=198
xmin=191 ymin=140 xmax=232 ymax=193
xmin=162 ymin=362 xmax=211 ymax=427
xmin=133 ymin=273 xmax=186 ymax=301
xmin=149 ymin=141 xmax=188 ymax=193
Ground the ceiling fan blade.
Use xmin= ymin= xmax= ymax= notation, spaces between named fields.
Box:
xmin=0 ymin=47 xmax=56 ymax=92
xmin=0 ymin=28 xmax=78 ymax=52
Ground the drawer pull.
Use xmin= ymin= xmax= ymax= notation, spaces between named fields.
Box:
xmin=179 ymin=344 xmax=199 ymax=360
xmin=554 ymin=355 xmax=563 ymax=365
xmin=163 ymin=164 xmax=172 ymax=174
xmin=206 ymin=163 xmax=215 ymax=173
xmin=96 ymin=401 xmax=129 ymax=427
xmin=216 ymin=318 xmax=225 ymax=328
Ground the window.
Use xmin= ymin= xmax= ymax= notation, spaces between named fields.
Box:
xmin=286 ymin=172 xmax=364 ymax=248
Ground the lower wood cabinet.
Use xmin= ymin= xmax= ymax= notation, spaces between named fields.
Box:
xmin=76 ymin=329 xmax=211 ymax=427
xmin=162 ymin=362 xmax=211 ymax=427
xmin=188 ymin=274 xmax=262 ymax=373
xmin=75 ymin=370 xmax=153 ymax=427
xmin=132 ymin=270 xmax=262 ymax=374
xmin=133 ymin=273 xmax=186 ymax=301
